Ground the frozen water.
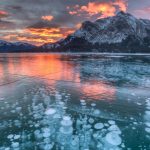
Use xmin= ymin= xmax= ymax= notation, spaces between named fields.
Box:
xmin=93 ymin=109 xmax=101 ymax=115
xmin=145 ymin=128 xmax=150 ymax=133
xmin=14 ymin=135 xmax=20 ymax=140
xmin=7 ymin=134 xmax=14 ymax=139
xmin=145 ymin=111 xmax=150 ymax=115
xmin=43 ymin=144 xmax=53 ymax=150
xmin=105 ymin=132 xmax=122 ymax=146
xmin=145 ymin=122 xmax=150 ymax=127
xmin=43 ymin=132 xmax=51 ymax=138
xmin=0 ymin=97 xmax=4 ymax=100
xmin=45 ymin=108 xmax=56 ymax=115
xmin=88 ymin=118 xmax=94 ymax=124
xmin=94 ymin=123 xmax=104 ymax=129
xmin=108 ymin=120 xmax=116 ymax=125
xmin=0 ymin=54 xmax=150 ymax=149
xmin=62 ymin=116 xmax=72 ymax=126
xmin=108 ymin=125 xmax=121 ymax=134
xmin=11 ymin=142 xmax=19 ymax=148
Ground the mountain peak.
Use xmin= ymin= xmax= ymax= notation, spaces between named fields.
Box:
xmin=117 ymin=11 xmax=126 ymax=16
xmin=116 ymin=11 xmax=133 ymax=18
xmin=41 ymin=12 xmax=150 ymax=52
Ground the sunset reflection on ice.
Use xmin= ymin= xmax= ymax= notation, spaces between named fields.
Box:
xmin=0 ymin=53 xmax=150 ymax=149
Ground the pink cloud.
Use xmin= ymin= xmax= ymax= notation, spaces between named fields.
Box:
xmin=67 ymin=0 xmax=128 ymax=19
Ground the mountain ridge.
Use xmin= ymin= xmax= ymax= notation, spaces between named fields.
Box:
xmin=1 ymin=11 xmax=150 ymax=53
xmin=0 ymin=40 xmax=36 ymax=52
xmin=41 ymin=11 xmax=150 ymax=53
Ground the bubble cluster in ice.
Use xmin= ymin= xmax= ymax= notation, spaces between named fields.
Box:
xmin=94 ymin=123 xmax=104 ymax=130
xmin=145 ymin=98 xmax=150 ymax=135
xmin=0 ymin=88 xmax=124 ymax=150
xmin=105 ymin=132 xmax=122 ymax=146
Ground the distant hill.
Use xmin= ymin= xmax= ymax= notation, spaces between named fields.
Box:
xmin=0 ymin=40 xmax=36 ymax=52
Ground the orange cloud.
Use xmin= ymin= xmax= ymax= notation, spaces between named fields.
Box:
xmin=75 ymin=23 xmax=82 ymax=29
xmin=113 ymin=0 xmax=127 ymax=12
xmin=0 ymin=10 xmax=8 ymax=18
xmin=25 ymin=28 xmax=62 ymax=38
xmin=67 ymin=0 xmax=127 ymax=18
xmin=41 ymin=15 xmax=54 ymax=21
xmin=3 ymin=32 xmax=56 ymax=45
xmin=69 ymin=11 xmax=78 ymax=15
xmin=2 ymin=27 xmax=76 ymax=46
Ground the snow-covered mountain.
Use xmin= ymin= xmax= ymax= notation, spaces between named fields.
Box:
xmin=1 ymin=12 xmax=150 ymax=53
xmin=42 ymin=11 xmax=150 ymax=53
xmin=0 ymin=40 xmax=36 ymax=52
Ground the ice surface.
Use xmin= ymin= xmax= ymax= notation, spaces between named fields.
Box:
xmin=4 ymin=148 xmax=10 ymax=150
xmin=94 ymin=123 xmax=104 ymax=129
xmin=91 ymin=103 xmax=96 ymax=107
xmin=88 ymin=118 xmax=94 ymax=124
xmin=145 ymin=122 xmax=150 ymax=127
xmin=0 ymin=97 xmax=4 ymax=100
xmin=43 ymin=132 xmax=51 ymax=138
xmin=145 ymin=111 xmax=150 ymax=115
xmin=43 ymin=144 xmax=53 ymax=150
xmin=145 ymin=128 xmax=150 ymax=133
xmin=14 ymin=135 xmax=20 ymax=140
xmin=105 ymin=132 xmax=122 ymax=146
xmin=11 ymin=142 xmax=19 ymax=148
xmin=108 ymin=120 xmax=116 ymax=125
xmin=108 ymin=125 xmax=121 ymax=134
xmin=93 ymin=109 xmax=101 ymax=115
xmin=7 ymin=134 xmax=14 ymax=139
xmin=45 ymin=108 xmax=56 ymax=115
xmin=0 ymin=54 xmax=150 ymax=149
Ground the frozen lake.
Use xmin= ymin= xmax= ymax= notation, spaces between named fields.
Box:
xmin=0 ymin=53 xmax=150 ymax=149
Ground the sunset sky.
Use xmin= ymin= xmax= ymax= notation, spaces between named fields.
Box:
xmin=0 ymin=0 xmax=150 ymax=46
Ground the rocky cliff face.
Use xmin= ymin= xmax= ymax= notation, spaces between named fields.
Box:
xmin=42 ymin=11 xmax=150 ymax=53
